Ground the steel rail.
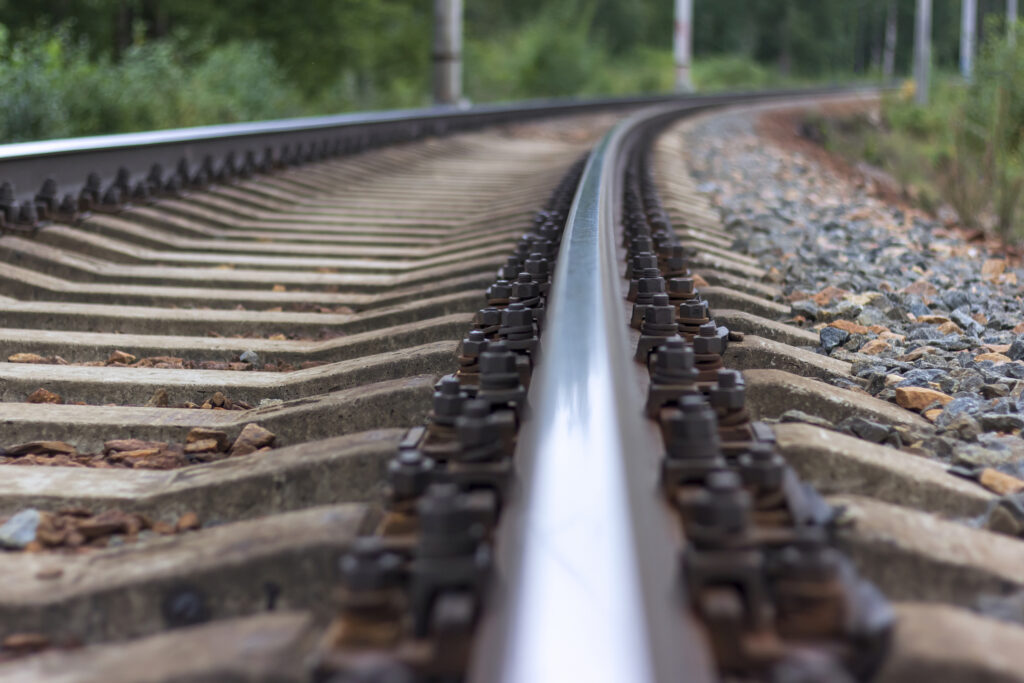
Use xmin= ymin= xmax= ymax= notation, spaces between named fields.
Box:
xmin=470 ymin=87 xmax=882 ymax=682
xmin=470 ymin=102 xmax=715 ymax=683
xmin=0 ymin=87 xmax=859 ymax=227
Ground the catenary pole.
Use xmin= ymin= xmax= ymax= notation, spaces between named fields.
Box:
xmin=1011 ymin=0 xmax=1019 ymax=44
xmin=914 ymin=0 xmax=932 ymax=105
xmin=674 ymin=0 xmax=694 ymax=92
xmin=433 ymin=0 xmax=463 ymax=105
xmin=961 ymin=0 xmax=977 ymax=79
xmin=883 ymin=0 xmax=898 ymax=81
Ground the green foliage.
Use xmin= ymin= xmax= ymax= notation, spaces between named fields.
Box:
xmin=692 ymin=56 xmax=783 ymax=91
xmin=0 ymin=0 xmax=996 ymax=143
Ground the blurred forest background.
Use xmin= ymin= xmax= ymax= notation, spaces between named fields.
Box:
xmin=0 ymin=0 xmax=1013 ymax=142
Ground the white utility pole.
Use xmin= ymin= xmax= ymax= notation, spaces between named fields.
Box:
xmin=1010 ymin=0 xmax=1019 ymax=44
xmin=674 ymin=0 xmax=694 ymax=92
xmin=883 ymin=0 xmax=898 ymax=81
xmin=914 ymin=0 xmax=932 ymax=105
xmin=433 ymin=0 xmax=463 ymax=106
xmin=961 ymin=0 xmax=977 ymax=79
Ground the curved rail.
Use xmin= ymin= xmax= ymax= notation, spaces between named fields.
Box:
xmin=471 ymin=103 xmax=716 ymax=683
xmin=471 ymin=88 xmax=881 ymax=682
xmin=0 ymin=87 xmax=859 ymax=228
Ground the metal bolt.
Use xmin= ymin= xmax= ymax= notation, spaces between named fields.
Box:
xmin=678 ymin=300 xmax=709 ymax=320
xmin=651 ymin=338 xmax=698 ymax=385
xmin=737 ymin=442 xmax=785 ymax=490
xmin=461 ymin=330 xmax=489 ymax=357
xmin=479 ymin=343 xmax=520 ymax=390
xmin=691 ymin=469 xmax=750 ymax=534
xmin=499 ymin=302 xmax=535 ymax=342
xmin=668 ymin=277 xmax=697 ymax=299
xmin=498 ymin=257 xmax=523 ymax=282
xmin=455 ymin=399 xmax=503 ymax=461
xmin=475 ymin=307 xmax=502 ymax=330
xmin=664 ymin=395 xmax=722 ymax=461
xmin=511 ymin=273 xmax=540 ymax=302
xmin=709 ymin=369 xmax=745 ymax=411
xmin=486 ymin=279 xmax=513 ymax=302
xmin=641 ymin=293 xmax=678 ymax=331
xmin=525 ymin=252 xmax=550 ymax=282
xmin=431 ymin=377 xmax=467 ymax=425
xmin=338 ymin=537 xmax=405 ymax=591
xmin=693 ymin=322 xmax=728 ymax=355
xmin=387 ymin=449 xmax=436 ymax=501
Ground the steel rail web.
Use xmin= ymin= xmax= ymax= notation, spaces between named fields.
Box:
xmin=0 ymin=86 xmax=860 ymax=219
xmin=470 ymin=87 xmax=881 ymax=682
xmin=470 ymin=103 xmax=717 ymax=683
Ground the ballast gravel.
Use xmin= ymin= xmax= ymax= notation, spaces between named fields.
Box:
xmin=685 ymin=110 xmax=1024 ymax=478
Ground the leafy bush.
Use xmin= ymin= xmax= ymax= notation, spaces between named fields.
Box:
xmin=692 ymin=56 xmax=781 ymax=91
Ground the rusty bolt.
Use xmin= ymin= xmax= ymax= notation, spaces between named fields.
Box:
xmin=709 ymin=370 xmax=745 ymax=411
xmin=338 ymin=537 xmax=405 ymax=591
xmin=387 ymin=449 xmax=436 ymax=501
xmin=476 ymin=307 xmax=502 ymax=329
xmin=693 ymin=322 xmax=728 ymax=355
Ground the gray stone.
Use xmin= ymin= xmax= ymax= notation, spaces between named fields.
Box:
xmin=838 ymin=416 xmax=891 ymax=444
xmin=820 ymin=326 xmax=849 ymax=352
xmin=951 ymin=307 xmax=985 ymax=336
xmin=0 ymin=508 xmax=40 ymax=549
xmin=239 ymin=350 xmax=260 ymax=365
xmin=979 ymin=413 xmax=1024 ymax=433
xmin=778 ymin=409 xmax=834 ymax=429
xmin=791 ymin=299 xmax=819 ymax=320
xmin=1009 ymin=337 xmax=1024 ymax=362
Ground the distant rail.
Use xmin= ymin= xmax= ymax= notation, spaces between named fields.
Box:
xmin=0 ymin=88 xmax=855 ymax=230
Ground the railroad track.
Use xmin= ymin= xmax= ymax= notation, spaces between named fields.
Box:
xmin=0 ymin=88 xmax=1017 ymax=682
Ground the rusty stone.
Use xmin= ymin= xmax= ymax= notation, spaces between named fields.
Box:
xmin=829 ymin=320 xmax=870 ymax=335
xmin=7 ymin=353 xmax=48 ymax=364
xmin=982 ymin=259 xmax=1007 ymax=278
xmin=184 ymin=439 xmax=220 ymax=454
xmin=25 ymin=388 xmax=63 ymax=404
xmin=812 ymin=285 xmax=849 ymax=307
xmin=176 ymin=512 xmax=201 ymax=532
xmin=1 ymin=633 xmax=49 ymax=652
xmin=894 ymin=387 xmax=953 ymax=412
xmin=146 ymin=389 xmax=170 ymax=407
xmin=859 ymin=339 xmax=890 ymax=356
xmin=229 ymin=423 xmax=277 ymax=457
xmin=186 ymin=428 xmax=230 ymax=451
xmin=6 ymin=441 xmax=76 ymax=457
xmin=974 ymin=353 xmax=1012 ymax=364
xmin=106 ymin=350 xmax=137 ymax=365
